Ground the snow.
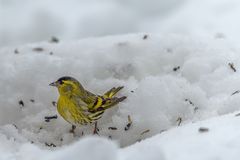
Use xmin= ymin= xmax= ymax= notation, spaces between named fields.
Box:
xmin=121 ymin=112 xmax=240 ymax=160
xmin=0 ymin=33 xmax=240 ymax=159
xmin=0 ymin=0 xmax=183 ymax=47
xmin=1 ymin=0 xmax=240 ymax=159
xmin=3 ymin=0 xmax=240 ymax=47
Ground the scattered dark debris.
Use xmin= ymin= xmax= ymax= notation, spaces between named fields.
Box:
xmin=31 ymin=141 xmax=34 ymax=144
xmin=49 ymin=52 xmax=54 ymax=55
xmin=117 ymin=42 xmax=128 ymax=47
xmin=60 ymin=138 xmax=63 ymax=142
xmin=231 ymin=90 xmax=240 ymax=96
xmin=44 ymin=115 xmax=58 ymax=122
xmin=185 ymin=99 xmax=194 ymax=106
xmin=140 ymin=129 xmax=150 ymax=135
xmin=52 ymin=101 xmax=57 ymax=107
xmin=30 ymin=99 xmax=35 ymax=103
xmin=69 ymin=125 xmax=76 ymax=134
xmin=45 ymin=142 xmax=56 ymax=147
xmin=235 ymin=113 xmax=240 ymax=116
xmin=173 ymin=66 xmax=180 ymax=71
xmin=228 ymin=63 xmax=236 ymax=72
xmin=38 ymin=127 xmax=43 ymax=133
xmin=166 ymin=48 xmax=172 ymax=53
xmin=50 ymin=36 xmax=59 ymax=43
xmin=176 ymin=117 xmax=182 ymax=126
xmin=14 ymin=49 xmax=19 ymax=54
xmin=214 ymin=33 xmax=226 ymax=39
xmin=18 ymin=100 xmax=24 ymax=107
xmin=124 ymin=115 xmax=132 ymax=131
xmin=194 ymin=107 xmax=199 ymax=112
xmin=143 ymin=34 xmax=148 ymax=40
xmin=198 ymin=127 xmax=209 ymax=133
xmin=160 ymin=129 xmax=166 ymax=133
xmin=12 ymin=124 xmax=18 ymax=129
xmin=130 ymin=90 xmax=134 ymax=93
xmin=108 ymin=127 xmax=118 ymax=130
xmin=185 ymin=99 xmax=198 ymax=112
xmin=108 ymin=135 xmax=112 ymax=139
xmin=33 ymin=47 xmax=44 ymax=52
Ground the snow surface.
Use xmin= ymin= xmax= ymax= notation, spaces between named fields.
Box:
xmin=2 ymin=0 xmax=240 ymax=47
xmin=2 ymin=112 xmax=240 ymax=160
xmin=2 ymin=0 xmax=240 ymax=159
xmin=121 ymin=112 xmax=240 ymax=160
xmin=0 ymin=0 xmax=184 ymax=47
xmin=1 ymin=33 xmax=240 ymax=159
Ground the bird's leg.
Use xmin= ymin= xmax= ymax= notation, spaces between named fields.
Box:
xmin=69 ymin=125 xmax=76 ymax=134
xmin=93 ymin=122 xmax=99 ymax=135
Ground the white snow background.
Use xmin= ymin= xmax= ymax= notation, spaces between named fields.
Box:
xmin=2 ymin=0 xmax=240 ymax=47
xmin=1 ymin=33 xmax=240 ymax=160
xmin=1 ymin=0 xmax=240 ymax=160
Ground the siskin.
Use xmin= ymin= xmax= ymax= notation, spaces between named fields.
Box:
xmin=50 ymin=76 xmax=126 ymax=134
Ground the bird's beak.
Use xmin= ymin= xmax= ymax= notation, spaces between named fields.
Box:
xmin=49 ymin=81 xmax=58 ymax=87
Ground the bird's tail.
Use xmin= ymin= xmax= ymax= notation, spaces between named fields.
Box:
xmin=104 ymin=86 xmax=124 ymax=98
xmin=102 ymin=96 xmax=127 ymax=110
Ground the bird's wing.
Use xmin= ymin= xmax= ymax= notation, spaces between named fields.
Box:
xmin=78 ymin=86 xmax=125 ymax=111
xmin=78 ymin=89 xmax=98 ymax=104
xmin=74 ymin=96 xmax=104 ymax=113
xmin=85 ymin=89 xmax=96 ymax=97
xmin=74 ymin=96 xmax=90 ymax=111
xmin=73 ymin=96 xmax=105 ymax=122
xmin=88 ymin=96 xmax=127 ymax=112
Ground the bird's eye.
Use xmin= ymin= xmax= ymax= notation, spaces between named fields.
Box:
xmin=59 ymin=80 xmax=64 ymax=85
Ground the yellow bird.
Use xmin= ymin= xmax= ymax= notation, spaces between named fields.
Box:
xmin=49 ymin=76 xmax=126 ymax=134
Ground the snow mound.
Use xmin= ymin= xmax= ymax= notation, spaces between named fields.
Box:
xmin=121 ymin=112 xmax=240 ymax=160
xmin=0 ymin=0 xmax=184 ymax=47
xmin=1 ymin=33 xmax=240 ymax=159
xmin=2 ymin=111 xmax=240 ymax=160
xmin=3 ymin=0 xmax=240 ymax=47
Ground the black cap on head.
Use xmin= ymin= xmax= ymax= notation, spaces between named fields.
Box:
xmin=57 ymin=76 xmax=78 ymax=84
xmin=58 ymin=76 xmax=74 ymax=81
xmin=50 ymin=76 xmax=78 ymax=87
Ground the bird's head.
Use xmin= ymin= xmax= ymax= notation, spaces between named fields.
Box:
xmin=50 ymin=76 xmax=81 ymax=96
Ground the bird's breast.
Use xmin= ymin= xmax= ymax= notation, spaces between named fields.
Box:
xmin=57 ymin=96 xmax=90 ymax=125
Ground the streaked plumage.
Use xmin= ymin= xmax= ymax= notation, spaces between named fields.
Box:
xmin=50 ymin=76 xmax=126 ymax=128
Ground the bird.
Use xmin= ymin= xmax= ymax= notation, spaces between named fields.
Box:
xmin=49 ymin=76 xmax=126 ymax=134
